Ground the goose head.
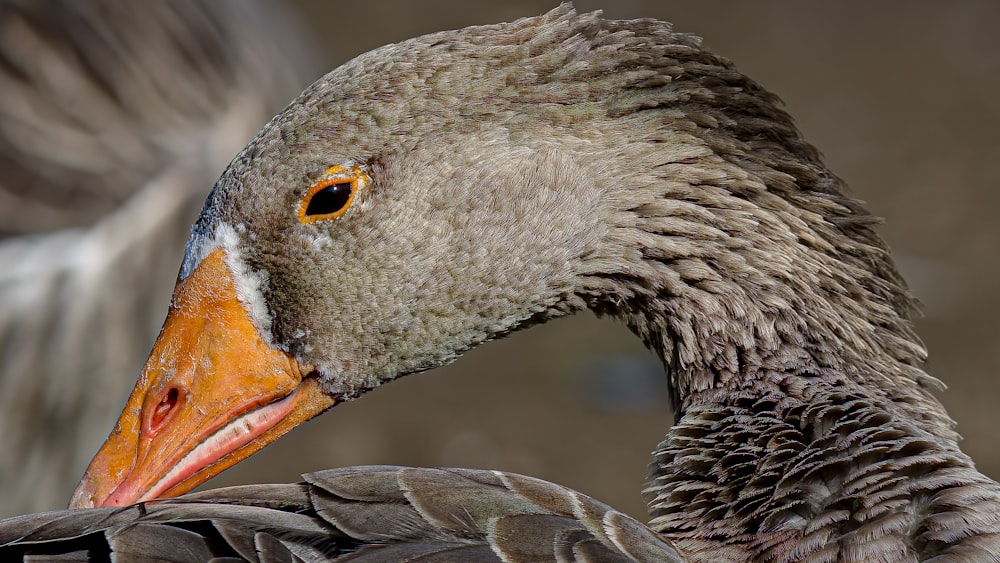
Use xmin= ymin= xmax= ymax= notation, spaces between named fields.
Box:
xmin=70 ymin=6 xmax=942 ymax=509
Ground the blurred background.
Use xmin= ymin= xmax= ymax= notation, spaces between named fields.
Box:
xmin=0 ymin=1 xmax=997 ymax=521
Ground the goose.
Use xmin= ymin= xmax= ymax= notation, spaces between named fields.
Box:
xmin=3 ymin=4 xmax=1000 ymax=561
xmin=0 ymin=0 xmax=316 ymax=517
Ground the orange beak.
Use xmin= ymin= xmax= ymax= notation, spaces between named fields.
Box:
xmin=68 ymin=248 xmax=336 ymax=508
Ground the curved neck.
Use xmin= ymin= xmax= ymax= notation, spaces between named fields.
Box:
xmin=563 ymin=113 xmax=994 ymax=554
xmin=573 ymin=120 xmax=954 ymax=443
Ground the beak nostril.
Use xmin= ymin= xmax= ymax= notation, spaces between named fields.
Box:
xmin=148 ymin=387 xmax=181 ymax=436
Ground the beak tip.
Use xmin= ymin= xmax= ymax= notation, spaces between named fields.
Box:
xmin=68 ymin=485 xmax=96 ymax=509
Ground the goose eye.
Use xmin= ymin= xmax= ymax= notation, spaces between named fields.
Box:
xmin=305 ymin=182 xmax=352 ymax=217
xmin=298 ymin=165 xmax=367 ymax=223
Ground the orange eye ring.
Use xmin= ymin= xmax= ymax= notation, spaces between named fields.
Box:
xmin=297 ymin=164 xmax=368 ymax=224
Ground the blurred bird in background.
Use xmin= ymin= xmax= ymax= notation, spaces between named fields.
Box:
xmin=0 ymin=0 xmax=318 ymax=517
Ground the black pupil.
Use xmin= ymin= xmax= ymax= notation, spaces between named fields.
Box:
xmin=305 ymin=182 xmax=352 ymax=217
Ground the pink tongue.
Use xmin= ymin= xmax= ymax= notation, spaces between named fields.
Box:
xmin=102 ymin=391 xmax=300 ymax=506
